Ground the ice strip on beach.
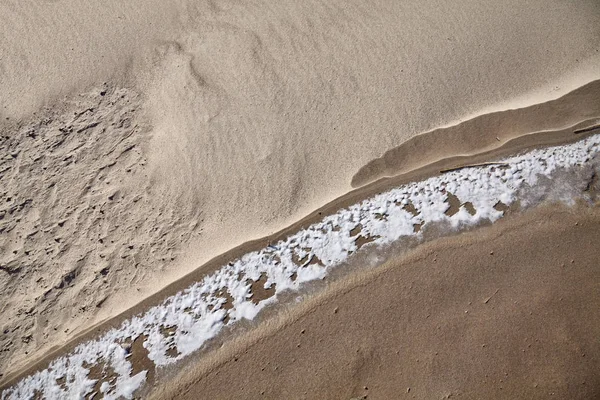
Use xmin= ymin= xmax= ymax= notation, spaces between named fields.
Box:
xmin=3 ymin=133 xmax=599 ymax=400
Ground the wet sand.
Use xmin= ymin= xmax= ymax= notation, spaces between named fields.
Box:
xmin=152 ymin=203 xmax=600 ymax=400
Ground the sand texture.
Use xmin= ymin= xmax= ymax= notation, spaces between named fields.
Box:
xmin=0 ymin=88 xmax=203 ymax=376
xmin=152 ymin=203 xmax=600 ymax=400
xmin=1 ymin=0 xmax=600 ymax=393
xmin=1 ymin=129 xmax=599 ymax=398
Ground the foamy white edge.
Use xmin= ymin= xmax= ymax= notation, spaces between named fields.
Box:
xmin=3 ymin=135 xmax=599 ymax=400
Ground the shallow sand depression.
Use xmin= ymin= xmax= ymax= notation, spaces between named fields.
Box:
xmin=1 ymin=0 xmax=600 ymax=398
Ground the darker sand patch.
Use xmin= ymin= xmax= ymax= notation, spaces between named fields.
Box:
xmin=402 ymin=201 xmax=419 ymax=217
xmin=463 ymin=201 xmax=476 ymax=216
xmin=247 ymin=273 xmax=276 ymax=305
xmin=131 ymin=334 xmax=155 ymax=383
xmin=215 ymin=290 xmax=234 ymax=324
xmin=444 ymin=192 xmax=461 ymax=217
xmin=158 ymin=326 xmax=181 ymax=358
xmin=349 ymin=224 xmax=363 ymax=237
xmin=445 ymin=192 xmax=477 ymax=217
xmin=55 ymin=375 xmax=68 ymax=392
xmin=402 ymin=201 xmax=424 ymax=233
xmin=412 ymin=222 xmax=423 ymax=233
xmin=350 ymin=223 xmax=380 ymax=250
xmin=494 ymin=200 xmax=509 ymax=213
xmin=87 ymin=362 xmax=119 ymax=399
xmin=354 ymin=235 xmax=379 ymax=250
xmin=159 ymin=325 xmax=177 ymax=338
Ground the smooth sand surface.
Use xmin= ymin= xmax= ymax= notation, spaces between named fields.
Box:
xmin=1 ymin=0 xmax=600 ymax=382
xmin=151 ymin=203 xmax=600 ymax=400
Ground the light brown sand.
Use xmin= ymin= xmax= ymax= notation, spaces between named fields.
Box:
xmin=151 ymin=203 xmax=600 ymax=400
xmin=0 ymin=87 xmax=204 ymax=378
xmin=1 ymin=0 xmax=600 ymax=382
xmin=1 ymin=122 xmax=598 ymax=393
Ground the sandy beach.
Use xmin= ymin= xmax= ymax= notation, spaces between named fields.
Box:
xmin=2 ymin=128 xmax=600 ymax=398
xmin=153 ymin=203 xmax=600 ymax=400
xmin=1 ymin=0 xmax=600 ymax=398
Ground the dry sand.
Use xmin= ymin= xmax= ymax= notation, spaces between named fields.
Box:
xmin=1 ymin=0 xmax=600 ymax=387
xmin=151 ymin=203 xmax=600 ymax=400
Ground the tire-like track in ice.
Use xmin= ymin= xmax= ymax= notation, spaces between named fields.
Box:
xmin=2 ymin=134 xmax=600 ymax=399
